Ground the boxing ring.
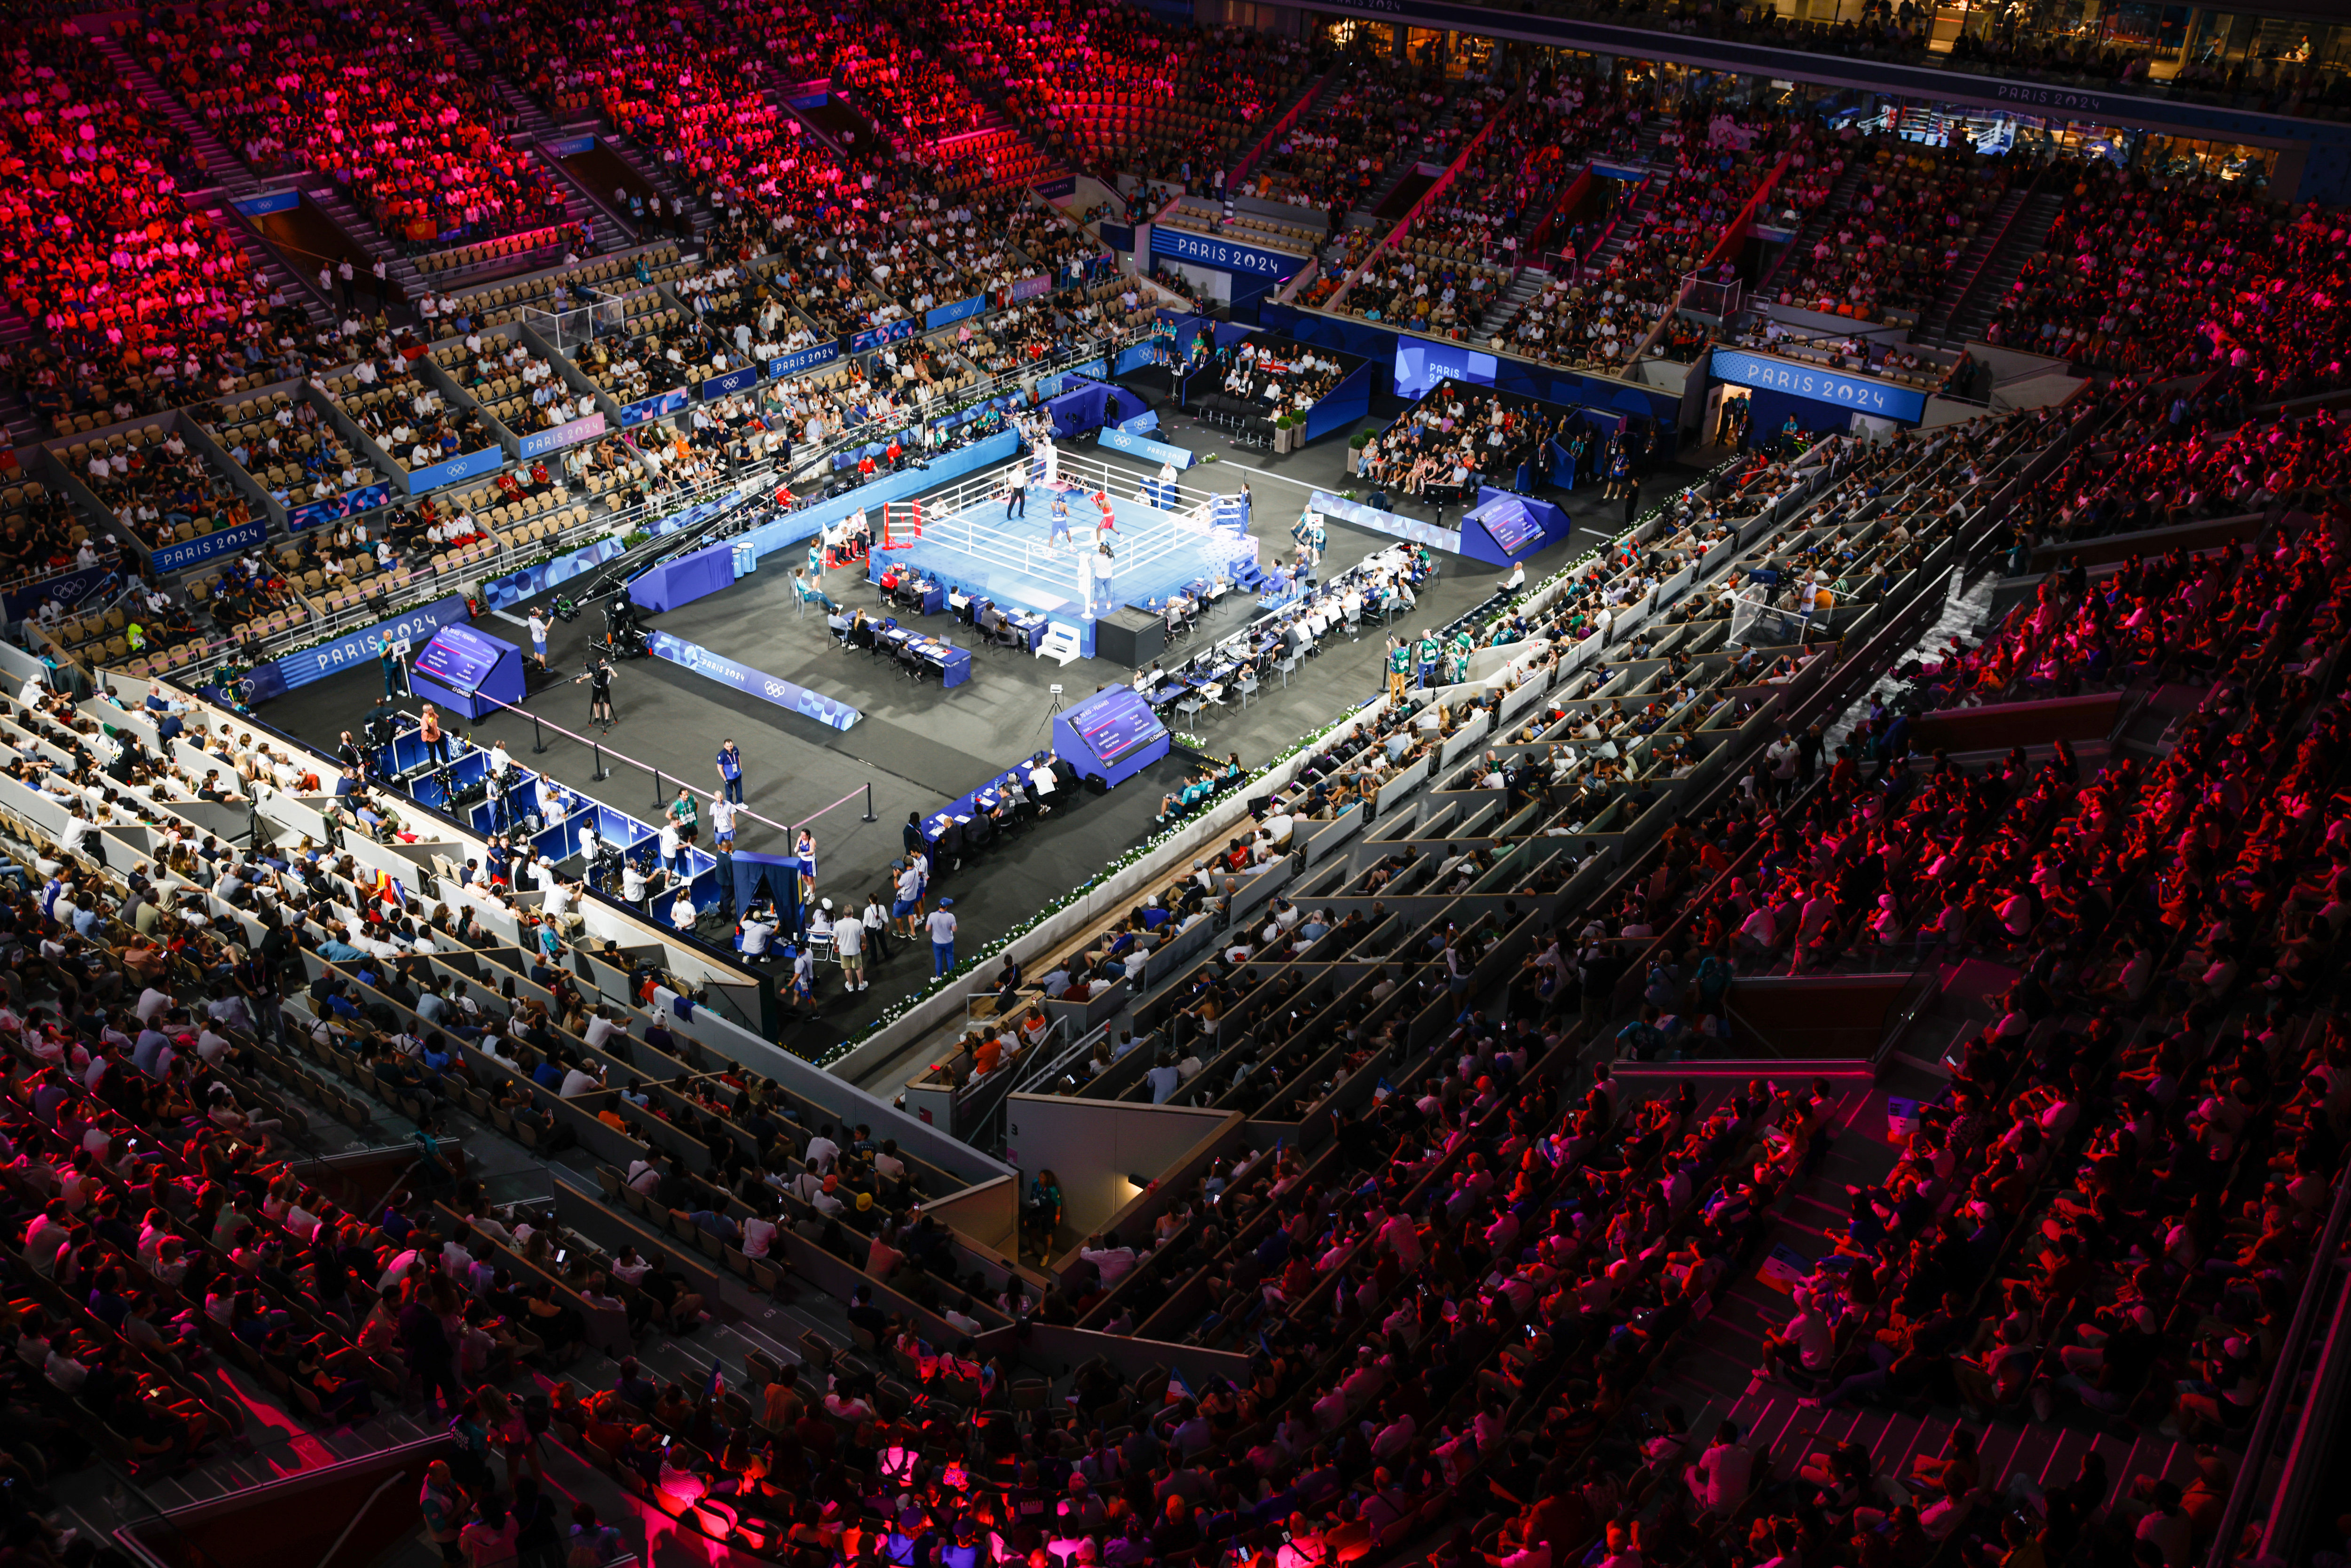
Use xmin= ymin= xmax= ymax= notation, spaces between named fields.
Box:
xmin=872 ymin=449 xmax=1258 ymax=623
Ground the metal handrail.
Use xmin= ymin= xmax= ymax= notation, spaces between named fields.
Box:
xmin=2201 ymin=1166 xmax=2351 ymax=1568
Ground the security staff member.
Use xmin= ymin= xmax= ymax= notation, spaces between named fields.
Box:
xmin=1385 ymin=636 xmax=1412 ymax=702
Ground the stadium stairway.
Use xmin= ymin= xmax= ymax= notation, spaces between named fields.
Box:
xmin=1582 ymin=170 xmax=1662 ymax=280
xmin=300 ymin=185 xmax=427 ymax=310
xmin=1473 ymin=263 xmax=1551 ymax=343
xmin=84 ymin=31 xmax=267 ymax=201
xmin=600 ymin=136 xmax=718 ymax=245
xmin=1907 ymin=184 xmax=2026 ymax=347
xmin=1748 ymin=158 xmax=1870 ymax=308
xmin=1917 ymin=186 xmax=2065 ymax=351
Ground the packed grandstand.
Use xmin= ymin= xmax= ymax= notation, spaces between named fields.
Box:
xmin=1 ymin=4 xmax=2349 ymax=1568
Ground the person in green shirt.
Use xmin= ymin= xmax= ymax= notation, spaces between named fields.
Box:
xmin=1414 ymin=630 xmax=1441 ymax=687
xmin=1444 ymin=629 xmax=1475 ymax=684
xmin=1385 ymin=636 xmax=1412 ymax=702
xmin=667 ymin=788 xmax=698 ymax=837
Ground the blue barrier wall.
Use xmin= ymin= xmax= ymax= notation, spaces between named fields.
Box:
xmin=481 ymin=535 xmax=630 ymax=612
xmin=258 ymin=593 xmax=473 ymax=698
xmin=519 ymin=411 xmax=608 ymax=458
xmin=407 ymin=446 xmax=506 ymax=495
xmin=1302 ymin=361 xmax=1373 ymax=444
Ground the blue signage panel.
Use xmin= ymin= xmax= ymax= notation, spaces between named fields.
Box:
xmin=152 ymin=518 xmax=268 ymax=575
xmin=925 ymin=295 xmax=988 ymax=331
xmin=768 ymin=342 xmax=842 ymax=380
xmin=1710 ymin=349 xmax=1927 ymax=424
xmin=1100 ymin=222 xmax=1136 ymax=253
xmin=543 ymin=134 xmax=598 ymax=157
xmin=232 ymin=190 xmax=302 ymax=217
xmin=519 ymin=410 xmax=607 ymax=458
xmin=481 ymin=535 xmax=629 ymax=612
xmin=269 ymin=594 xmax=471 ymax=692
xmin=1036 ymin=174 xmax=1078 ymax=200
xmin=1 ymin=564 xmax=111 ymax=622
xmin=407 ymin=446 xmax=505 ymax=495
xmin=1097 ymin=426 xmax=1195 ymax=469
xmin=646 ymin=631 xmax=861 ymax=731
xmin=701 ymin=365 xmax=763 ymax=402
xmin=1149 ymin=227 xmax=1301 ymax=279
xmin=289 ymin=482 xmax=394 ymax=532
xmin=618 ymin=388 xmax=690 ymax=428
xmin=847 ymin=321 xmax=918 ymax=354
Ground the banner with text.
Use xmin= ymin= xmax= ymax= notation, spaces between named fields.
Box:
xmin=1150 ymin=227 xmax=1302 ymax=279
xmin=151 ymin=519 xmax=269 ymax=575
xmin=1710 ymin=349 xmax=1927 ymax=424
xmin=768 ymin=342 xmax=842 ymax=381
xmin=268 ymin=593 xmax=472 ymax=693
xmin=519 ymin=410 xmax=608 ymax=458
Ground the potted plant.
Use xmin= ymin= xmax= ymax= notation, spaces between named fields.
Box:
xmin=1347 ymin=428 xmax=1373 ymax=475
xmin=1273 ymin=413 xmax=1298 ymax=454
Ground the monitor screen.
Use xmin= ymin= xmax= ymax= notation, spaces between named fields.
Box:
xmin=1068 ymin=686 xmax=1168 ymax=767
xmin=413 ymin=625 xmax=503 ymax=693
xmin=1482 ymin=503 xmax=1546 ymax=556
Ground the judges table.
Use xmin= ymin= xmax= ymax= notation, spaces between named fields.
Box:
xmin=878 ymin=569 xmax=947 ymax=617
xmin=971 ymin=600 xmax=1047 ymax=652
xmin=878 ymin=621 xmax=972 ymax=687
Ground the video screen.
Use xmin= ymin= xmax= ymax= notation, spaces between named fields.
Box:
xmin=414 ymin=626 xmax=501 ymax=693
xmin=1483 ymin=504 xmax=1546 ymax=555
xmin=1069 ymin=686 xmax=1168 ymax=766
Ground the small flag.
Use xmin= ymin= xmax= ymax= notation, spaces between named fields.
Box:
xmin=1756 ymin=1245 xmax=1812 ymax=1296
xmin=704 ymin=1356 xmax=725 ymax=1399
xmin=1885 ymin=1098 xmax=1919 ymax=1145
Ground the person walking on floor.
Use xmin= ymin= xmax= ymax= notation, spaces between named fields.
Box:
xmin=716 ymin=739 xmax=744 ymax=804
xmin=927 ymin=898 xmax=958 ymax=977
xmin=526 ymin=610 xmax=550 ymax=668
